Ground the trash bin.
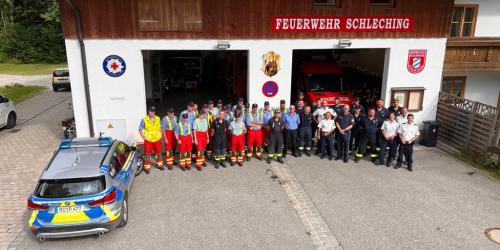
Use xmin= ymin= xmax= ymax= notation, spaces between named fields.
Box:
xmin=421 ymin=120 xmax=440 ymax=147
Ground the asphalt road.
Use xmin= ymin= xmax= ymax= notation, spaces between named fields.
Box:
xmin=18 ymin=162 xmax=314 ymax=250
xmin=0 ymin=74 xmax=52 ymax=88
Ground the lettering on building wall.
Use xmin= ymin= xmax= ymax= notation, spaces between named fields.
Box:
xmin=272 ymin=16 xmax=414 ymax=32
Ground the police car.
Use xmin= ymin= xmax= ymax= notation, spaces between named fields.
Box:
xmin=27 ymin=137 xmax=142 ymax=241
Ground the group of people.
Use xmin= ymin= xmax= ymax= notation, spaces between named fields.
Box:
xmin=138 ymin=96 xmax=420 ymax=174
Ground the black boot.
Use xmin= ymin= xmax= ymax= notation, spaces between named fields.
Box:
xmin=278 ymin=157 xmax=284 ymax=163
xmin=335 ymin=155 xmax=342 ymax=161
xmin=221 ymin=161 xmax=227 ymax=168
xmin=214 ymin=161 xmax=220 ymax=169
xmin=408 ymin=163 xmax=413 ymax=172
xmin=354 ymin=158 xmax=360 ymax=163
xmin=375 ymin=159 xmax=384 ymax=166
xmin=386 ymin=158 xmax=392 ymax=167
xmin=305 ymin=150 xmax=311 ymax=157
xmin=298 ymin=150 xmax=302 ymax=157
xmin=395 ymin=163 xmax=402 ymax=169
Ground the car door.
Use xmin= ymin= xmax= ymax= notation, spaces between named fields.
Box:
xmin=110 ymin=142 xmax=133 ymax=189
xmin=0 ymin=95 xmax=7 ymax=125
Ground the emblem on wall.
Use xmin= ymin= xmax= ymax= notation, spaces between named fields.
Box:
xmin=261 ymin=51 xmax=281 ymax=77
xmin=103 ymin=55 xmax=126 ymax=77
xmin=262 ymin=81 xmax=279 ymax=98
xmin=407 ymin=49 xmax=427 ymax=74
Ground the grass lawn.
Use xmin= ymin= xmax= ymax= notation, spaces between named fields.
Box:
xmin=0 ymin=63 xmax=67 ymax=75
xmin=0 ymin=84 xmax=46 ymax=104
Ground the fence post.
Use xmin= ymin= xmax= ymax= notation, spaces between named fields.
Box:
xmin=464 ymin=102 xmax=477 ymax=153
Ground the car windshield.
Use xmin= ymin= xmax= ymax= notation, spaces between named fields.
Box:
xmin=35 ymin=177 xmax=104 ymax=198
xmin=307 ymin=74 xmax=342 ymax=92
xmin=53 ymin=70 xmax=69 ymax=77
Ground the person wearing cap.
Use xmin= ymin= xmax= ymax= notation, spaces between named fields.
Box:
xmin=232 ymin=97 xmax=245 ymax=114
xmin=279 ymin=99 xmax=288 ymax=120
xmin=298 ymin=105 xmax=313 ymax=157
xmin=267 ymin=109 xmax=285 ymax=164
xmin=335 ymin=105 xmax=354 ymax=163
xmin=180 ymin=102 xmax=197 ymax=125
xmin=193 ymin=111 xmax=209 ymax=170
xmin=261 ymin=101 xmax=273 ymax=152
xmin=354 ymin=108 xmax=381 ymax=164
xmin=350 ymin=105 xmax=364 ymax=154
xmin=175 ymin=113 xmax=194 ymax=171
xmin=316 ymin=109 xmax=336 ymax=160
xmin=229 ymin=113 xmax=247 ymax=167
xmin=245 ymin=103 xmax=264 ymax=161
xmin=350 ymin=97 xmax=365 ymax=114
xmin=138 ymin=106 xmax=164 ymax=174
xmin=211 ymin=110 xmax=229 ymax=168
xmin=161 ymin=108 xmax=178 ymax=170
xmin=283 ymin=105 xmax=300 ymax=158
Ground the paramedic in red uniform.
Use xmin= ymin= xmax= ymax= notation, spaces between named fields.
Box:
xmin=161 ymin=108 xmax=177 ymax=170
xmin=138 ymin=106 xmax=164 ymax=174
xmin=229 ymin=113 xmax=247 ymax=167
xmin=245 ymin=103 xmax=264 ymax=161
xmin=193 ymin=111 xmax=209 ymax=170
xmin=175 ymin=113 xmax=193 ymax=171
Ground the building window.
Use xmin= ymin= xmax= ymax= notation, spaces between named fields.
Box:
xmin=369 ymin=0 xmax=394 ymax=7
xmin=450 ymin=5 xmax=478 ymax=38
xmin=441 ymin=76 xmax=466 ymax=97
xmin=314 ymin=0 xmax=339 ymax=6
xmin=391 ymin=87 xmax=425 ymax=112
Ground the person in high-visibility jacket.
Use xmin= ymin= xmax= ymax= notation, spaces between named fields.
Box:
xmin=138 ymin=106 xmax=164 ymax=174
xmin=229 ymin=112 xmax=247 ymax=167
xmin=203 ymin=104 xmax=215 ymax=160
xmin=193 ymin=111 xmax=209 ymax=170
xmin=245 ymin=103 xmax=264 ymax=161
xmin=261 ymin=101 xmax=273 ymax=152
xmin=161 ymin=108 xmax=177 ymax=170
xmin=175 ymin=113 xmax=194 ymax=171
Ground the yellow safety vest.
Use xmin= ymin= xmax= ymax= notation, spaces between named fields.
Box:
xmin=165 ymin=116 xmax=175 ymax=130
xmin=143 ymin=116 xmax=162 ymax=142
xmin=195 ymin=119 xmax=208 ymax=132
xmin=179 ymin=122 xmax=191 ymax=136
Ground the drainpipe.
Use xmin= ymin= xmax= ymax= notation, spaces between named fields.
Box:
xmin=64 ymin=0 xmax=94 ymax=137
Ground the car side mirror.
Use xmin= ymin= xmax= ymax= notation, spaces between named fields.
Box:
xmin=130 ymin=146 xmax=137 ymax=151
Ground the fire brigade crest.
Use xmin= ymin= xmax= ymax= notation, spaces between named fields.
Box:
xmin=261 ymin=51 xmax=281 ymax=77
xmin=103 ymin=55 xmax=126 ymax=77
xmin=407 ymin=49 xmax=426 ymax=74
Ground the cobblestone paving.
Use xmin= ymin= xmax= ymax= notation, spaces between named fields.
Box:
xmin=0 ymin=92 xmax=72 ymax=250
xmin=271 ymin=161 xmax=343 ymax=250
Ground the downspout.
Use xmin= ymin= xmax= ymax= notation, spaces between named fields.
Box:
xmin=64 ymin=0 xmax=94 ymax=137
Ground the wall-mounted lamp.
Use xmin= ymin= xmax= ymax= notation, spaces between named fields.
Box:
xmin=217 ymin=41 xmax=230 ymax=49
xmin=338 ymin=39 xmax=352 ymax=48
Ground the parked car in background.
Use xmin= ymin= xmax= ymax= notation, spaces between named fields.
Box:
xmin=0 ymin=94 xmax=16 ymax=129
xmin=52 ymin=68 xmax=70 ymax=91
xmin=27 ymin=137 xmax=142 ymax=241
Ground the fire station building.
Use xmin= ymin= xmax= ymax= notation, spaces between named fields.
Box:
xmin=57 ymin=0 xmax=498 ymax=141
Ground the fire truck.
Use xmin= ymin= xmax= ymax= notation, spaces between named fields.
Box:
xmin=297 ymin=61 xmax=353 ymax=106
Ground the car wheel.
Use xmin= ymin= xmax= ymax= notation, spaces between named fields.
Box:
xmin=117 ymin=194 xmax=128 ymax=228
xmin=52 ymin=85 xmax=59 ymax=92
xmin=5 ymin=112 xmax=16 ymax=129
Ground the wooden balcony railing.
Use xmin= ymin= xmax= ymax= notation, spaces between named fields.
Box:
xmin=444 ymin=37 xmax=500 ymax=72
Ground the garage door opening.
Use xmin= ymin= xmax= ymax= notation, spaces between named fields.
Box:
xmin=291 ymin=49 xmax=386 ymax=109
xmin=142 ymin=50 xmax=248 ymax=115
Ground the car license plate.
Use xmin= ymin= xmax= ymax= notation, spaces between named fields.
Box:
xmin=57 ymin=206 xmax=83 ymax=213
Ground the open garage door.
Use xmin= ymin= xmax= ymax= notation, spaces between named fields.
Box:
xmin=142 ymin=50 xmax=248 ymax=115
xmin=292 ymin=49 xmax=386 ymax=110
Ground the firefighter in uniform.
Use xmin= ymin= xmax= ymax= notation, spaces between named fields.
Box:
xmin=193 ymin=112 xmax=209 ymax=170
xmin=335 ymin=105 xmax=354 ymax=163
xmin=298 ymin=105 xmax=313 ymax=157
xmin=316 ymin=109 xmax=336 ymax=160
xmin=355 ymin=108 xmax=381 ymax=164
xmin=245 ymin=103 xmax=264 ymax=161
xmin=396 ymin=114 xmax=420 ymax=171
xmin=261 ymin=101 xmax=273 ymax=152
xmin=203 ymin=104 xmax=215 ymax=160
xmin=331 ymin=97 xmax=343 ymax=115
xmin=388 ymin=99 xmax=403 ymax=117
xmin=175 ymin=113 xmax=193 ymax=171
xmin=350 ymin=97 xmax=365 ymax=114
xmin=161 ymin=108 xmax=177 ymax=170
xmin=350 ymin=105 xmax=364 ymax=154
xmin=374 ymin=98 xmax=389 ymax=153
xmin=283 ymin=105 xmax=300 ymax=158
xmin=376 ymin=112 xmax=400 ymax=167
xmin=139 ymin=106 xmax=164 ymax=174
xmin=211 ymin=110 xmax=229 ymax=168
xmin=229 ymin=113 xmax=247 ymax=166
xmin=267 ymin=109 xmax=285 ymax=164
